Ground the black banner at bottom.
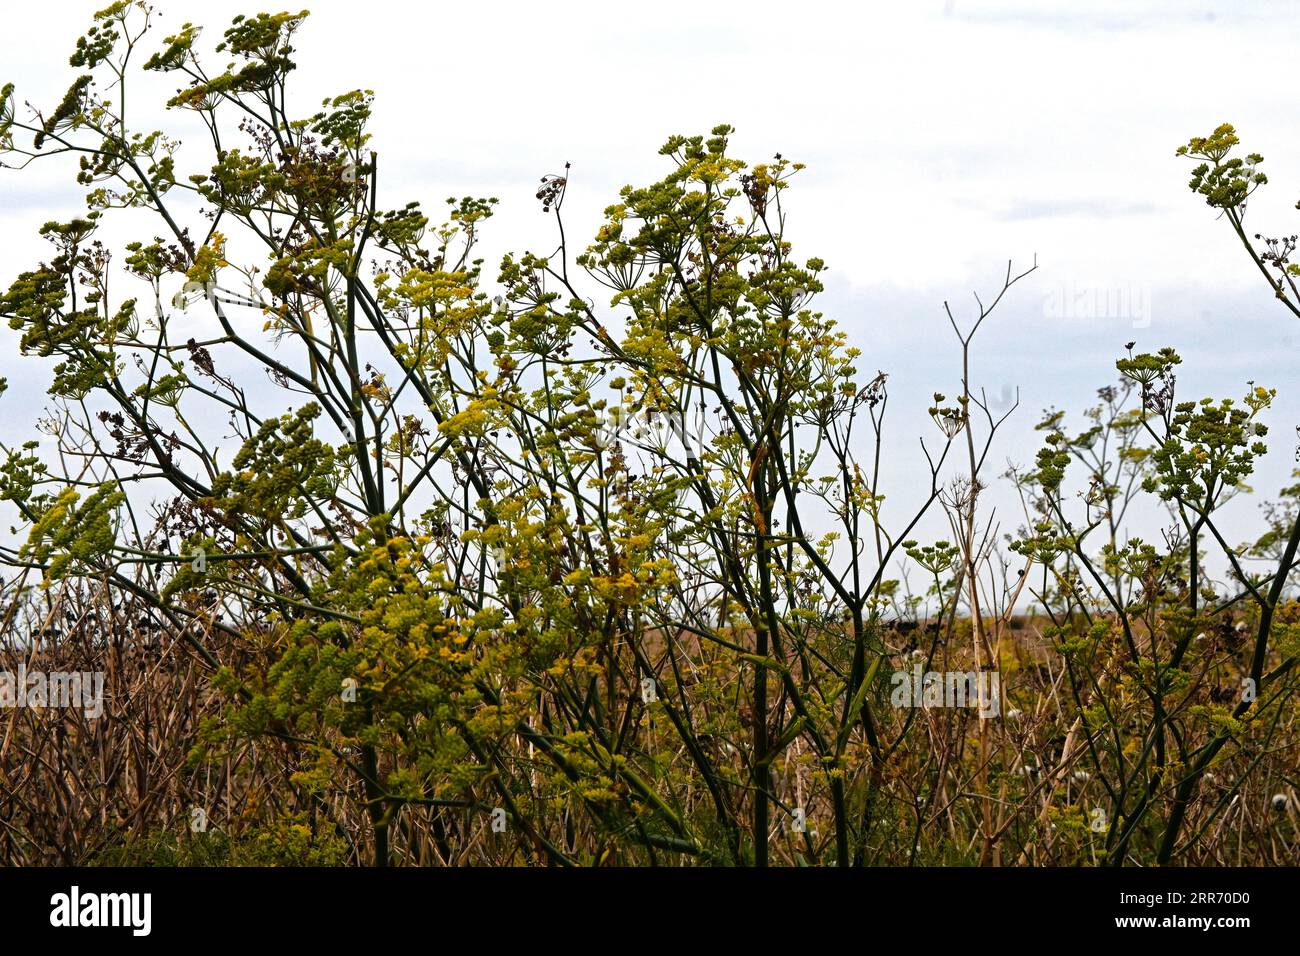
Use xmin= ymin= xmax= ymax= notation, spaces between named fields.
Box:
xmin=0 ymin=865 xmax=1287 ymax=944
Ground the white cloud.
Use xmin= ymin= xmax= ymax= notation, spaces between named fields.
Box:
xmin=2 ymin=0 xmax=1298 ymax=545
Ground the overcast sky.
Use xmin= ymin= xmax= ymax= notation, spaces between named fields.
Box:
xmin=4 ymin=0 xmax=1300 ymax=552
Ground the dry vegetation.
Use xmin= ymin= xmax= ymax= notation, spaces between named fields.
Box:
xmin=1 ymin=5 xmax=1298 ymax=867
xmin=4 ymin=572 xmax=1297 ymax=865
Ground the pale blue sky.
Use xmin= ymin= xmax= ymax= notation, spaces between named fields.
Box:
xmin=3 ymin=0 xmax=1299 ymax=566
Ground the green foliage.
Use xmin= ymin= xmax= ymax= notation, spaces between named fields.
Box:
xmin=20 ymin=483 xmax=125 ymax=581
xmin=2 ymin=3 xmax=1299 ymax=868
xmin=1145 ymin=390 xmax=1273 ymax=503
xmin=92 ymin=814 xmax=350 ymax=867
xmin=204 ymin=404 xmax=339 ymax=523
xmin=1177 ymin=124 xmax=1267 ymax=210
